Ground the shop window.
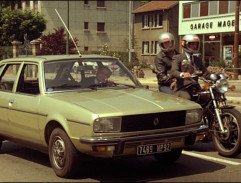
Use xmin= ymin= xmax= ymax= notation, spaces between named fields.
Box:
xmin=183 ymin=4 xmax=191 ymax=18
xmin=219 ymin=1 xmax=228 ymax=14
xmin=209 ymin=1 xmax=218 ymax=15
xmin=142 ymin=42 xmax=149 ymax=54
xmin=200 ymin=2 xmax=208 ymax=16
xmin=142 ymin=15 xmax=149 ymax=28
xmin=191 ymin=3 xmax=199 ymax=18
xmin=97 ymin=22 xmax=105 ymax=32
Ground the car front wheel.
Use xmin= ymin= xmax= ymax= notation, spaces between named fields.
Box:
xmin=49 ymin=128 xmax=80 ymax=178
xmin=154 ymin=149 xmax=182 ymax=164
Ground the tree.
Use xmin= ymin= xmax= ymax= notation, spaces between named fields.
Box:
xmin=40 ymin=26 xmax=79 ymax=55
xmin=140 ymin=1 xmax=151 ymax=6
xmin=0 ymin=7 xmax=46 ymax=46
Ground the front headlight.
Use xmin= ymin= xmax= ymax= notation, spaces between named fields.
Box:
xmin=215 ymin=79 xmax=229 ymax=93
xmin=93 ymin=117 xmax=122 ymax=132
xmin=185 ymin=109 xmax=202 ymax=125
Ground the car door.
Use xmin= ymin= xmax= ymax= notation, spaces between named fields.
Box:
xmin=8 ymin=63 xmax=42 ymax=144
xmin=0 ymin=63 xmax=21 ymax=137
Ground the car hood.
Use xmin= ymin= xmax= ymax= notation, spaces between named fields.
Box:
xmin=48 ymin=88 xmax=201 ymax=116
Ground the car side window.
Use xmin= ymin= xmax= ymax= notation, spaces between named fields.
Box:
xmin=16 ymin=64 xmax=39 ymax=95
xmin=0 ymin=64 xmax=20 ymax=92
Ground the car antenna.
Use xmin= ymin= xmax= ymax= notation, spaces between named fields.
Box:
xmin=55 ymin=8 xmax=82 ymax=57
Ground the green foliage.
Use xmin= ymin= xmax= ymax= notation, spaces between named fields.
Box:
xmin=209 ymin=59 xmax=227 ymax=68
xmin=0 ymin=7 xmax=46 ymax=46
xmin=98 ymin=43 xmax=139 ymax=69
xmin=140 ymin=1 xmax=151 ymax=6
xmin=40 ymin=26 xmax=79 ymax=55
xmin=0 ymin=46 xmax=12 ymax=60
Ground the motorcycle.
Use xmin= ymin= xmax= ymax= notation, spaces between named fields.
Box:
xmin=150 ymin=62 xmax=241 ymax=157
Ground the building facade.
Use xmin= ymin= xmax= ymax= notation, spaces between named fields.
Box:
xmin=21 ymin=0 xmax=141 ymax=53
xmin=133 ymin=1 xmax=179 ymax=65
xmin=179 ymin=1 xmax=241 ymax=66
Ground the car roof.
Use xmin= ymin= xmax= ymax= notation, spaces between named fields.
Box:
xmin=0 ymin=54 xmax=116 ymax=64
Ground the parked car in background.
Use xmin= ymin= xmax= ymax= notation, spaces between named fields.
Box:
xmin=0 ymin=55 xmax=208 ymax=178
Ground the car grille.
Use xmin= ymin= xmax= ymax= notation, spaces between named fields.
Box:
xmin=121 ymin=110 xmax=186 ymax=132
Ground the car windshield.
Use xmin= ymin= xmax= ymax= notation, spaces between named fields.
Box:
xmin=44 ymin=58 xmax=141 ymax=92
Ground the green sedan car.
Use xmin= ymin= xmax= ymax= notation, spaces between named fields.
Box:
xmin=0 ymin=55 xmax=208 ymax=178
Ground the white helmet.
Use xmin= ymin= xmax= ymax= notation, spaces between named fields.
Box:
xmin=182 ymin=34 xmax=200 ymax=54
xmin=158 ymin=32 xmax=175 ymax=52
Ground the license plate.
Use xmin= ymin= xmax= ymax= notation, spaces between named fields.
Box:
xmin=137 ymin=143 xmax=171 ymax=156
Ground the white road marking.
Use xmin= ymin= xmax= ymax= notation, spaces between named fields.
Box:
xmin=183 ymin=150 xmax=241 ymax=166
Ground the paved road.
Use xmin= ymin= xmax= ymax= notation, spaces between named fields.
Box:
xmin=1 ymin=140 xmax=241 ymax=182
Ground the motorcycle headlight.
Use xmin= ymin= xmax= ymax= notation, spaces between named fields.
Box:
xmin=185 ymin=109 xmax=202 ymax=125
xmin=94 ymin=117 xmax=122 ymax=132
xmin=215 ymin=79 xmax=229 ymax=93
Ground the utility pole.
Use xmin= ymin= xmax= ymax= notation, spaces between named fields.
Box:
xmin=128 ymin=1 xmax=133 ymax=63
xmin=66 ymin=0 xmax=69 ymax=55
xmin=234 ymin=0 xmax=240 ymax=80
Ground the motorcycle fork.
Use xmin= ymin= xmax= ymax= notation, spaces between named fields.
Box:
xmin=209 ymin=86 xmax=226 ymax=133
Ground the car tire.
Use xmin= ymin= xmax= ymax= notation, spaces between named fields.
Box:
xmin=49 ymin=128 xmax=80 ymax=178
xmin=154 ymin=149 xmax=182 ymax=164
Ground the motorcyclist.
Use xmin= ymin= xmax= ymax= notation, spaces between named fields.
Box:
xmin=171 ymin=34 xmax=211 ymax=100
xmin=153 ymin=32 xmax=179 ymax=94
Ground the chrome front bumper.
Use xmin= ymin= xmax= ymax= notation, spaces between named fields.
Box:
xmin=79 ymin=125 xmax=208 ymax=155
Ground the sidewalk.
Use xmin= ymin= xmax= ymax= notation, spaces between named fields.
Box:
xmin=138 ymin=68 xmax=241 ymax=105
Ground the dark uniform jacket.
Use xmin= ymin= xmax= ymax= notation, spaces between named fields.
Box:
xmin=171 ymin=53 xmax=210 ymax=91
xmin=154 ymin=50 xmax=178 ymax=86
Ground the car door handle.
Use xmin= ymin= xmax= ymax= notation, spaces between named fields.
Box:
xmin=9 ymin=99 xmax=14 ymax=104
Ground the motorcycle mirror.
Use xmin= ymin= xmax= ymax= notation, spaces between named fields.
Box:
xmin=210 ymin=73 xmax=218 ymax=81
xmin=219 ymin=73 xmax=226 ymax=80
xmin=181 ymin=59 xmax=189 ymax=66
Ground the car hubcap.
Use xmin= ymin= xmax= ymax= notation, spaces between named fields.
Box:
xmin=52 ymin=136 xmax=65 ymax=170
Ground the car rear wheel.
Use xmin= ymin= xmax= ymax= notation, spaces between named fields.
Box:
xmin=154 ymin=149 xmax=182 ymax=164
xmin=49 ymin=128 xmax=80 ymax=178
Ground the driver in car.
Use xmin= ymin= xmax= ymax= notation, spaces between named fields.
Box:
xmin=171 ymin=34 xmax=210 ymax=100
xmin=82 ymin=66 xmax=114 ymax=87
xmin=95 ymin=66 xmax=112 ymax=83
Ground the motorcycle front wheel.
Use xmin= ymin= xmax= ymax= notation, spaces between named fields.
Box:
xmin=212 ymin=108 xmax=241 ymax=158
